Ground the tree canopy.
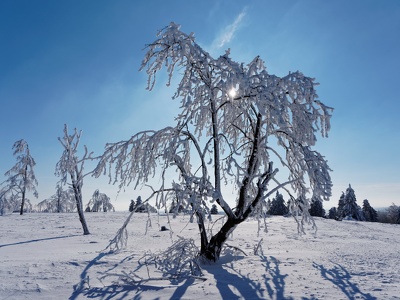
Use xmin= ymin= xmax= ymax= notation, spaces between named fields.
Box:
xmin=95 ymin=23 xmax=333 ymax=261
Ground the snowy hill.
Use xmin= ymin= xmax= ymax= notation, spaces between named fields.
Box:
xmin=1 ymin=212 xmax=399 ymax=299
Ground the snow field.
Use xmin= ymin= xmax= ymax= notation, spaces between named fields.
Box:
xmin=1 ymin=212 xmax=399 ymax=299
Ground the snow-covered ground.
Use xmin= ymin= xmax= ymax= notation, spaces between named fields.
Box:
xmin=1 ymin=212 xmax=399 ymax=299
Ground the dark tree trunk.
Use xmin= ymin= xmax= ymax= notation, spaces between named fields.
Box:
xmin=201 ymin=216 xmax=242 ymax=261
xmin=19 ymin=189 xmax=25 ymax=215
xmin=20 ymin=165 xmax=28 ymax=215
xmin=71 ymin=174 xmax=90 ymax=235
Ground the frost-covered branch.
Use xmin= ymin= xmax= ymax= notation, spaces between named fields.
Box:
xmin=96 ymin=23 xmax=333 ymax=261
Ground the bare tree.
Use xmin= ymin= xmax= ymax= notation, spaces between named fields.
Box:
xmin=0 ymin=139 xmax=38 ymax=215
xmin=55 ymin=125 xmax=92 ymax=235
xmin=95 ymin=23 xmax=333 ymax=261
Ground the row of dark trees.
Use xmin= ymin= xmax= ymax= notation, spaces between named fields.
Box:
xmin=327 ymin=185 xmax=400 ymax=224
xmin=129 ymin=196 xmax=157 ymax=213
xmin=259 ymin=185 xmax=400 ymax=225
xmin=327 ymin=185 xmax=377 ymax=222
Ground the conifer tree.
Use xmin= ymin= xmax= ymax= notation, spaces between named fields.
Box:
xmin=309 ymin=199 xmax=325 ymax=217
xmin=328 ymin=207 xmax=337 ymax=220
xmin=129 ymin=200 xmax=135 ymax=212
xmin=210 ymin=204 xmax=219 ymax=215
xmin=337 ymin=184 xmax=364 ymax=221
xmin=267 ymin=191 xmax=289 ymax=216
xmin=362 ymin=199 xmax=378 ymax=222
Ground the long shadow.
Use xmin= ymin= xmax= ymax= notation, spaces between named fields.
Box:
xmin=313 ymin=262 xmax=377 ymax=300
xmin=69 ymin=252 xmax=293 ymax=299
xmin=0 ymin=234 xmax=81 ymax=248
xmin=69 ymin=252 xmax=108 ymax=300
xmin=83 ymin=282 xmax=163 ymax=300
xmin=204 ymin=261 xmax=265 ymax=300
xmin=259 ymin=255 xmax=294 ymax=300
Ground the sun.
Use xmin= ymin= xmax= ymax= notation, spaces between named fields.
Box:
xmin=228 ymin=88 xmax=236 ymax=98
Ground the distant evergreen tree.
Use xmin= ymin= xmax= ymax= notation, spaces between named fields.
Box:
xmin=328 ymin=207 xmax=337 ymax=220
xmin=336 ymin=192 xmax=346 ymax=220
xmin=267 ymin=191 xmax=288 ymax=216
xmin=362 ymin=199 xmax=378 ymax=222
xmin=134 ymin=196 xmax=146 ymax=213
xmin=309 ymin=199 xmax=325 ymax=217
xmin=129 ymin=200 xmax=134 ymax=212
xmin=338 ymin=185 xmax=364 ymax=221
xmin=210 ymin=204 xmax=219 ymax=215
xmin=130 ymin=196 xmax=157 ymax=213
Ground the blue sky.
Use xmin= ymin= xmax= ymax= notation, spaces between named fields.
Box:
xmin=1 ymin=0 xmax=399 ymax=211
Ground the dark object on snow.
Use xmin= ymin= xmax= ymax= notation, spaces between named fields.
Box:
xmin=160 ymin=226 xmax=169 ymax=231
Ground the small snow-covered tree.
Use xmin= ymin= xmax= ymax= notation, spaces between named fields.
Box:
xmin=338 ymin=184 xmax=364 ymax=221
xmin=129 ymin=199 xmax=135 ymax=212
xmin=85 ymin=189 xmax=115 ymax=212
xmin=55 ymin=125 xmax=93 ymax=235
xmin=328 ymin=207 xmax=337 ymax=220
xmin=0 ymin=140 xmax=38 ymax=215
xmin=210 ymin=204 xmax=219 ymax=215
xmin=94 ymin=23 xmax=333 ymax=261
xmin=0 ymin=193 xmax=14 ymax=215
xmin=133 ymin=196 xmax=145 ymax=213
xmin=336 ymin=192 xmax=346 ymax=220
xmin=36 ymin=186 xmax=75 ymax=213
xmin=385 ymin=203 xmax=400 ymax=224
xmin=362 ymin=199 xmax=377 ymax=222
xmin=309 ymin=198 xmax=326 ymax=217
xmin=267 ymin=191 xmax=289 ymax=216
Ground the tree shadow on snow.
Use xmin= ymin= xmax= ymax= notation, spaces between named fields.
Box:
xmin=204 ymin=260 xmax=265 ymax=299
xmin=69 ymin=250 xmax=200 ymax=300
xmin=203 ymin=253 xmax=294 ymax=300
xmin=69 ymin=252 xmax=108 ymax=300
xmin=0 ymin=234 xmax=81 ymax=248
xmin=259 ymin=255 xmax=294 ymax=300
xmin=313 ymin=262 xmax=377 ymax=300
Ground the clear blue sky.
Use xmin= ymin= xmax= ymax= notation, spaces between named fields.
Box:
xmin=1 ymin=0 xmax=399 ymax=211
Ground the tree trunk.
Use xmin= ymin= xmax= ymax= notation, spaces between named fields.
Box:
xmin=201 ymin=216 xmax=242 ymax=261
xmin=20 ymin=165 xmax=28 ymax=215
xmin=19 ymin=188 xmax=25 ymax=215
xmin=194 ymin=210 xmax=209 ymax=255
xmin=71 ymin=175 xmax=90 ymax=235
xmin=76 ymin=199 xmax=90 ymax=235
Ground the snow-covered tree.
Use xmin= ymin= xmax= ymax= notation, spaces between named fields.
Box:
xmin=0 ymin=193 xmax=14 ymax=215
xmin=210 ymin=204 xmax=219 ymax=215
xmin=133 ymin=196 xmax=145 ymax=213
xmin=267 ymin=191 xmax=289 ymax=216
xmin=0 ymin=140 xmax=38 ymax=215
xmin=385 ymin=203 xmax=400 ymax=224
xmin=328 ymin=207 xmax=337 ymax=220
xmin=362 ymin=199 xmax=377 ymax=222
xmin=130 ymin=196 xmax=157 ymax=213
xmin=309 ymin=198 xmax=326 ymax=217
xmin=129 ymin=200 xmax=135 ymax=212
xmin=36 ymin=186 xmax=76 ymax=213
xmin=337 ymin=185 xmax=364 ymax=221
xmin=55 ymin=125 xmax=93 ymax=235
xmin=94 ymin=23 xmax=333 ymax=261
xmin=85 ymin=189 xmax=115 ymax=212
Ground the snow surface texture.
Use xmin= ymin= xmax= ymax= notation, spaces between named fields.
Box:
xmin=0 ymin=212 xmax=399 ymax=299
